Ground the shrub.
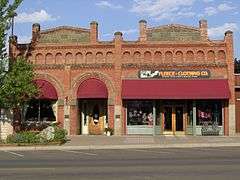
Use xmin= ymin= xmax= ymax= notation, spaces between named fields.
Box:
xmin=53 ymin=126 xmax=67 ymax=143
xmin=6 ymin=131 xmax=41 ymax=144
xmin=5 ymin=124 xmax=67 ymax=145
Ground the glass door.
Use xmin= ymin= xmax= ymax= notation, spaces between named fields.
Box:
xmin=176 ymin=106 xmax=184 ymax=131
xmin=163 ymin=105 xmax=185 ymax=135
xmin=164 ymin=107 xmax=172 ymax=132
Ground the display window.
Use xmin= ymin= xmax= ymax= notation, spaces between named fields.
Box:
xmin=196 ymin=101 xmax=222 ymax=126
xmin=25 ymin=99 xmax=56 ymax=121
xmin=127 ymin=101 xmax=153 ymax=126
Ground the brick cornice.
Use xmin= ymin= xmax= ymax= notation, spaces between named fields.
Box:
xmin=71 ymin=63 xmax=114 ymax=69
xmin=33 ymin=44 xmax=115 ymax=50
xmin=122 ymin=42 xmax=226 ymax=48
xmin=121 ymin=63 xmax=227 ymax=69
xmin=33 ymin=63 xmax=114 ymax=70
xmin=33 ymin=64 xmax=65 ymax=70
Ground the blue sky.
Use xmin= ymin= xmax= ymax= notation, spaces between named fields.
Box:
xmin=13 ymin=0 xmax=240 ymax=58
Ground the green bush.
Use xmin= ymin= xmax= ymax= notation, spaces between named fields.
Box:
xmin=6 ymin=131 xmax=41 ymax=144
xmin=53 ymin=126 xmax=67 ymax=143
xmin=5 ymin=125 xmax=67 ymax=145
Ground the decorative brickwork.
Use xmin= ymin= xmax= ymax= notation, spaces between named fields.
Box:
xmin=147 ymin=25 xmax=201 ymax=42
xmin=39 ymin=26 xmax=90 ymax=43
xmin=9 ymin=19 xmax=236 ymax=136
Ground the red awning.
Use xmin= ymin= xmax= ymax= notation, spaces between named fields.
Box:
xmin=122 ymin=79 xmax=230 ymax=99
xmin=34 ymin=79 xmax=58 ymax=100
xmin=77 ymin=78 xmax=108 ymax=99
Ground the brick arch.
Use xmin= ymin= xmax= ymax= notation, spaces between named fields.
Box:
xmin=71 ymin=71 xmax=115 ymax=102
xmin=133 ymin=51 xmax=141 ymax=63
xmin=106 ymin=51 xmax=114 ymax=63
xmin=45 ymin=53 xmax=54 ymax=64
xmin=96 ymin=52 xmax=104 ymax=63
xmin=35 ymin=53 xmax=44 ymax=64
xmin=175 ymin=51 xmax=183 ymax=63
xmin=86 ymin=52 xmax=94 ymax=63
xmin=65 ymin=52 xmax=74 ymax=64
xmin=75 ymin=52 xmax=84 ymax=63
xmin=144 ymin=51 xmax=152 ymax=63
xmin=165 ymin=51 xmax=173 ymax=63
xmin=217 ymin=50 xmax=226 ymax=62
xmin=55 ymin=53 xmax=64 ymax=64
xmin=122 ymin=51 xmax=131 ymax=63
xmin=153 ymin=51 xmax=162 ymax=63
xmin=34 ymin=73 xmax=64 ymax=99
xmin=207 ymin=50 xmax=215 ymax=62
xmin=197 ymin=50 xmax=205 ymax=61
xmin=186 ymin=50 xmax=194 ymax=62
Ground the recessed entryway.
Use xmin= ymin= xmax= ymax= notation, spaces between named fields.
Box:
xmin=163 ymin=106 xmax=185 ymax=135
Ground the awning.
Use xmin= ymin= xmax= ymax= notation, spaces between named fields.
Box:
xmin=122 ymin=79 xmax=230 ymax=99
xmin=34 ymin=79 xmax=58 ymax=100
xmin=77 ymin=78 xmax=108 ymax=99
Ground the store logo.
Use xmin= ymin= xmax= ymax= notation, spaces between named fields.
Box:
xmin=139 ymin=70 xmax=210 ymax=79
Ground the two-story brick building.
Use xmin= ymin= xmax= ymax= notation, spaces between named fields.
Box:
xmin=9 ymin=19 xmax=236 ymax=136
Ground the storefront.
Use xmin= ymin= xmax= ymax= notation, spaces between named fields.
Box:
xmin=23 ymin=79 xmax=58 ymax=130
xmin=122 ymin=72 xmax=230 ymax=135
xmin=10 ymin=19 xmax=235 ymax=136
xmin=77 ymin=78 xmax=108 ymax=135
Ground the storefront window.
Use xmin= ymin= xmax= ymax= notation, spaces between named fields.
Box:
xmin=187 ymin=102 xmax=193 ymax=126
xmin=196 ymin=101 xmax=222 ymax=126
xmin=25 ymin=99 xmax=56 ymax=121
xmin=127 ymin=101 xmax=153 ymax=126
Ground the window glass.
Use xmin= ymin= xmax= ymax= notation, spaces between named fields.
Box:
xmin=155 ymin=101 xmax=161 ymax=126
xmin=127 ymin=101 xmax=153 ymax=126
xmin=196 ymin=101 xmax=222 ymax=126
xmin=25 ymin=99 xmax=56 ymax=121
xmin=187 ymin=102 xmax=193 ymax=126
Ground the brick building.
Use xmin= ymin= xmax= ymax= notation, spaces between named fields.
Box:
xmin=235 ymin=74 xmax=240 ymax=133
xmin=9 ymin=19 xmax=236 ymax=136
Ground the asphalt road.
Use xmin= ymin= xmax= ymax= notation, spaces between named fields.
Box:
xmin=0 ymin=147 xmax=240 ymax=180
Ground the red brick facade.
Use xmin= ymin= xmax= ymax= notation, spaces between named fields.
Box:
xmin=10 ymin=19 xmax=236 ymax=135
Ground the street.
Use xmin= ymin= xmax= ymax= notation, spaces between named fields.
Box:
xmin=0 ymin=147 xmax=240 ymax=180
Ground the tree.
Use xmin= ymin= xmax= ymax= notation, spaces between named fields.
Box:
xmin=0 ymin=0 xmax=23 ymax=86
xmin=0 ymin=57 xmax=38 ymax=131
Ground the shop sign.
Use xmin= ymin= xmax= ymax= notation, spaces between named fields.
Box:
xmin=139 ymin=70 xmax=210 ymax=79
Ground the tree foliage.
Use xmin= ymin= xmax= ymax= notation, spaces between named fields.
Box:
xmin=0 ymin=57 xmax=38 ymax=109
xmin=0 ymin=0 xmax=23 ymax=84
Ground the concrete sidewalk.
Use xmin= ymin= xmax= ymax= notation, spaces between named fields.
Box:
xmin=1 ymin=135 xmax=240 ymax=151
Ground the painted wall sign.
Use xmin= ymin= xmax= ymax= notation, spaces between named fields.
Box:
xmin=139 ymin=70 xmax=211 ymax=79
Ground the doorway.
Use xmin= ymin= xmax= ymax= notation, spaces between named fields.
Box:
xmin=163 ymin=106 xmax=184 ymax=134
xmin=79 ymin=99 xmax=107 ymax=135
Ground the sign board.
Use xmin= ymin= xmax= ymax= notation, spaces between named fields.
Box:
xmin=139 ymin=70 xmax=210 ymax=79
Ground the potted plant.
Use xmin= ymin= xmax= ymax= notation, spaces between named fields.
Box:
xmin=105 ymin=127 xmax=114 ymax=136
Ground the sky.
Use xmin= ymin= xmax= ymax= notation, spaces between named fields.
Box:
xmin=12 ymin=0 xmax=240 ymax=58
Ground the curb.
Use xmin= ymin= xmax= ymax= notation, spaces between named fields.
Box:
xmin=1 ymin=143 xmax=240 ymax=151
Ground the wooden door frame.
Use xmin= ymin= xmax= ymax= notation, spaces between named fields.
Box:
xmin=163 ymin=104 xmax=186 ymax=135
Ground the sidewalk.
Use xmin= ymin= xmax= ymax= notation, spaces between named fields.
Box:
xmin=1 ymin=135 xmax=240 ymax=151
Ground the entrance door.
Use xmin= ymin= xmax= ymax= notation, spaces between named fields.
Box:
xmin=81 ymin=102 xmax=88 ymax=135
xmin=176 ymin=107 xmax=184 ymax=132
xmin=80 ymin=100 xmax=107 ymax=135
xmin=164 ymin=107 xmax=172 ymax=132
xmin=163 ymin=106 xmax=184 ymax=134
